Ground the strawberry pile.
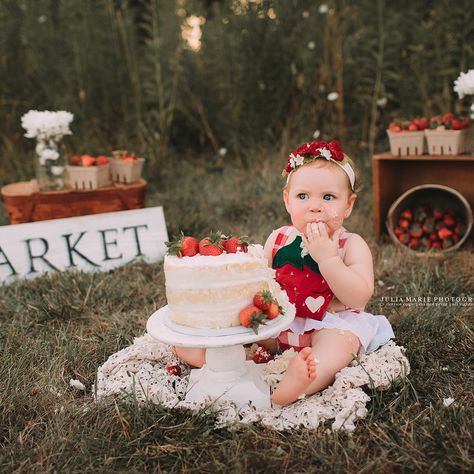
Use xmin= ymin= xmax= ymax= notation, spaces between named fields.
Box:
xmin=388 ymin=114 xmax=470 ymax=133
xmin=165 ymin=230 xmax=249 ymax=257
xmin=388 ymin=117 xmax=428 ymax=132
xmin=239 ymin=290 xmax=284 ymax=334
xmin=394 ymin=204 xmax=467 ymax=251
xmin=429 ymin=113 xmax=469 ymax=131
xmin=112 ymin=150 xmax=139 ymax=162
xmin=70 ymin=154 xmax=109 ymax=166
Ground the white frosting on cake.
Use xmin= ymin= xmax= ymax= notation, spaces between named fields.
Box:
xmin=164 ymin=244 xmax=293 ymax=329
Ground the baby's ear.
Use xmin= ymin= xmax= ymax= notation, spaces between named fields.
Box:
xmin=344 ymin=193 xmax=357 ymax=217
xmin=283 ymin=189 xmax=290 ymax=212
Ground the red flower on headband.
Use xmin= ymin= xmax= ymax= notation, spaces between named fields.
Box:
xmin=288 ymin=140 xmax=344 ymax=161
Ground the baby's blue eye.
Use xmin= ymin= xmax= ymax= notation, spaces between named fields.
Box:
xmin=297 ymin=193 xmax=309 ymax=200
xmin=323 ymin=194 xmax=335 ymax=201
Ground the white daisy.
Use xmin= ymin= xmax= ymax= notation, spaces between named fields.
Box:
xmin=319 ymin=148 xmax=332 ymax=160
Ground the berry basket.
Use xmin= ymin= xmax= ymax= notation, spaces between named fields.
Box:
xmin=66 ymin=164 xmax=111 ymax=190
xmin=387 ymin=130 xmax=425 ymax=156
xmin=386 ymin=184 xmax=473 ymax=254
xmin=110 ymin=150 xmax=145 ymax=184
xmin=424 ymin=128 xmax=470 ymax=155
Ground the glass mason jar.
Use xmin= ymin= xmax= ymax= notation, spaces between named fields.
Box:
xmin=35 ymin=139 xmax=66 ymax=191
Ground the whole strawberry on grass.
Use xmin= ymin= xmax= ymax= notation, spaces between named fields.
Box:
xmin=253 ymin=346 xmax=273 ymax=364
xmin=239 ymin=305 xmax=267 ymax=334
xmin=165 ymin=364 xmax=182 ymax=376
xmin=165 ymin=232 xmax=199 ymax=257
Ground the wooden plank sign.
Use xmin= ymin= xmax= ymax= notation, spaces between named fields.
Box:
xmin=0 ymin=206 xmax=168 ymax=283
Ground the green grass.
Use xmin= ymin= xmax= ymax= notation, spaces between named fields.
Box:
xmin=0 ymin=151 xmax=473 ymax=473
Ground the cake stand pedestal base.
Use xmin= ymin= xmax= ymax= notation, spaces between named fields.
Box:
xmin=185 ymin=345 xmax=270 ymax=409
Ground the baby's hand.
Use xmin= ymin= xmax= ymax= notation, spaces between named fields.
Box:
xmin=302 ymin=222 xmax=343 ymax=263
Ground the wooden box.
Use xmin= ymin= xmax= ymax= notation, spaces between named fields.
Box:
xmin=372 ymin=153 xmax=474 ymax=244
xmin=1 ymin=179 xmax=147 ymax=224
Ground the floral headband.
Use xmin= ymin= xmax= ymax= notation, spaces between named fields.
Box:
xmin=282 ymin=140 xmax=355 ymax=191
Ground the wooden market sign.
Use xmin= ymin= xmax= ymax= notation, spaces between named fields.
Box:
xmin=0 ymin=206 xmax=168 ymax=283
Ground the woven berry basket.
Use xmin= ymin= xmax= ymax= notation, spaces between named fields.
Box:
xmin=1 ymin=179 xmax=147 ymax=224
xmin=386 ymin=184 xmax=473 ymax=255
xmin=387 ymin=130 xmax=425 ymax=156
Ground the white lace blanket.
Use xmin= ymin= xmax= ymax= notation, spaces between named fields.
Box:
xmin=94 ymin=335 xmax=410 ymax=432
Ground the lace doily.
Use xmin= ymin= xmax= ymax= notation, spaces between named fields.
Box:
xmin=94 ymin=335 xmax=410 ymax=432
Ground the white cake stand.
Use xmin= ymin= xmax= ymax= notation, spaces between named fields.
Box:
xmin=146 ymin=306 xmax=295 ymax=409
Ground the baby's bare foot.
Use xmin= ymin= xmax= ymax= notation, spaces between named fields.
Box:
xmin=271 ymin=347 xmax=316 ymax=406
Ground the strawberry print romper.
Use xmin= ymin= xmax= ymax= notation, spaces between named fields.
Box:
xmin=272 ymin=226 xmax=395 ymax=353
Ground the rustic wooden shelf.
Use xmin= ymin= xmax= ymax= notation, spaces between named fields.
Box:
xmin=1 ymin=179 xmax=147 ymax=224
xmin=372 ymin=153 xmax=474 ymax=243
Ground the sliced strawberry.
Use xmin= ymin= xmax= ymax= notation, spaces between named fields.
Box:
xmin=166 ymin=364 xmax=182 ymax=376
xmin=239 ymin=305 xmax=267 ymax=334
xmin=253 ymin=346 xmax=273 ymax=364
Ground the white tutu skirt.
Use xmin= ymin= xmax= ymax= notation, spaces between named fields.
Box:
xmin=286 ymin=310 xmax=395 ymax=354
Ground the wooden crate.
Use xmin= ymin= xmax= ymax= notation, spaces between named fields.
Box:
xmin=372 ymin=153 xmax=474 ymax=244
xmin=1 ymin=178 xmax=147 ymax=224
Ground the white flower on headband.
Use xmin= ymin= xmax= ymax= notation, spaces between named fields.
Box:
xmin=289 ymin=153 xmax=304 ymax=169
xmin=319 ymin=148 xmax=332 ymax=160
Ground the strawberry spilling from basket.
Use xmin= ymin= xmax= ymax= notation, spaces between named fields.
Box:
xmin=393 ymin=204 xmax=467 ymax=251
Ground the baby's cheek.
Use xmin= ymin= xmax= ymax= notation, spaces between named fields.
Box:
xmin=326 ymin=210 xmax=344 ymax=227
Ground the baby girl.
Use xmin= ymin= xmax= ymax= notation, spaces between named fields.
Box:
xmin=258 ymin=140 xmax=394 ymax=405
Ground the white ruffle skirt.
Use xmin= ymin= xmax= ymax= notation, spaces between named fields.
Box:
xmin=285 ymin=310 xmax=395 ymax=354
